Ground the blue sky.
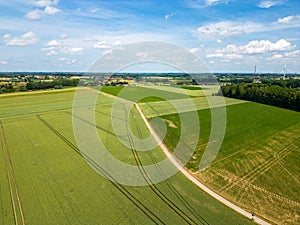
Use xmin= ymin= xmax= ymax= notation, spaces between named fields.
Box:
xmin=0 ymin=0 xmax=300 ymax=72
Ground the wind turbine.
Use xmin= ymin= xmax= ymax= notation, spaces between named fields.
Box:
xmin=280 ymin=63 xmax=293 ymax=79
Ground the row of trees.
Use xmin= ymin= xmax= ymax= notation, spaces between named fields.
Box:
xmin=261 ymin=79 xmax=300 ymax=88
xmin=26 ymin=79 xmax=79 ymax=90
xmin=221 ymin=84 xmax=300 ymax=112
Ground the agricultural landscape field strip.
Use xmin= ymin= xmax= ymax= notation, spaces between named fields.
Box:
xmin=136 ymin=104 xmax=271 ymax=225
xmin=139 ymin=96 xmax=246 ymax=118
xmin=0 ymin=87 xmax=257 ymax=224
xmin=0 ymin=121 xmax=25 ymax=225
xmin=142 ymin=85 xmax=205 ymax=97
xmin=159 ymin=102 xmax=300 ymax=225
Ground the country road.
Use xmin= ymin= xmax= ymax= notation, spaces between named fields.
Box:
xmin=135 ymin=103 xmax=272 ymax=225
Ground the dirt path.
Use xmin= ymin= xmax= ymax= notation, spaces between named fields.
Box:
xmin=135 ymin=103 xmax=271 ymax=225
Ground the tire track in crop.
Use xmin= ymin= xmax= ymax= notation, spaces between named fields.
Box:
xmin=36 ymin=115 xmax=165 ymax=225
xmin=219 ymin=139 xmax=298 ymax=194
xmin=65 ymin=111 xmax=128 ymax=141
xmin=0 ymin=121 xmax=25 ymax=225
xmin=123 ymin=107 xmax=204 ymax=225
xmin=131 ymin=110 xmax=209 ymax=225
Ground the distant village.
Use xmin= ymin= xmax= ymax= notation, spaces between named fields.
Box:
xmin=0 ymin=72 xmax=299 ymax=94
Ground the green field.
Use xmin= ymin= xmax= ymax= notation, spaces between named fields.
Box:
xmin=156 ymin=101 xmax=300 ymax=224
xmin=0 ymin=88 xmax=253 ymax=225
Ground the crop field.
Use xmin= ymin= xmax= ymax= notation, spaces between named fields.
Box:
xmin=0 ymin=87 xmax=253 ymax=225
xmin=157 ymin=102 xmax=300 ymax=224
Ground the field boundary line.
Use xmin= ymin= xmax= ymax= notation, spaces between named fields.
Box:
xmin=0 ymin=121 xmax=25 ymax=225
xmin=135 ymin=103 xmax=271 ymax=225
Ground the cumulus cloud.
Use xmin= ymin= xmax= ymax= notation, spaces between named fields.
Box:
xmin=46 ymin=40 xmax=61 ymax=46
xmin=240 ymin=39 xmax=294 ymax=54
xmin=44 ymin=6 xmax=61 ymax=14
xmin=3 ymin=32 xmax=39 ymax=46
xmin=206 ymin=39 xmax=295 ymax=61
xmin=42 ymin=38 xmax=84 ymax=55
xmin=197 ymin=21 xmax=263 ymax=36
xmin=25 ymin=0 xmax=61 ymax=20
xmin=257 ymin=0 xmax=283 ymax=8
xmin=277 ymin=15 xmax=300 ymax=24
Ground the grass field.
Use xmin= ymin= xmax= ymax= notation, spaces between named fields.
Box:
xmin=0 ymin=88 xmax=253 ymax=225
xmin=157 ymin=101 xmax=300 ymax=224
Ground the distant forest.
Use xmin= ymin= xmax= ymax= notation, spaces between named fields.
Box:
xmin=221 ymin=80 xmax=300 ymax=112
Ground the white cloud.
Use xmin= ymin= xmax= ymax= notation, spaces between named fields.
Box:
xmin=90 ymin=8 xmax=99 ymax=13
xmin=285 ymin=50 xmax=300 ymax=57
xmin=257 ymin=0 xmax=283 ymax=8
xmin=58 ymin=57 xmax=77 ymax=65
xmin=34 ymin=0 xmax=59 ymax=7
xmin=241 ymin=39 xmax=294 ymax=54
xmin=189 ymin=47 xmax=200 ymax=53
xmin=165 ymin=13 xmax=175 ymax=20
xmin=44 ymin=6 xmax=61 ymax=14
xmin=59 ymin=34 xmax=69 ymax=39
xmin=2 ymin=34 xmax=11 ymax=40
xmin=93 ymin=41 xmax=111 ymax=49
xmin=217 ymin=39 xmax=223 ymax=43
xmin=64 ymin=47 xmax=84 ymax=54
xmin=46 ymin=40 xmax=61 ymax=46
xmin=3 ymin=32 xmax=39 ymax=46
xmin=277 ymin=15 xmax=300 ymax=24
xmin=206 ymin=39 xmax=295 ymax=61
xmin=185 ymin=0 xmax=229 ymax=8
xmin=1 ymin=61 xmax=8 ymax=65
xmin=197 ymin=21 xmax=263 ymax=36
xmin=113 ymin=40 xmax=122 ymax=46
xmin=205 ymin=0 xmax=228 ymax=5
xmin=26 ymin=0 xmax=61 ymax=20
xmin=46 ymin=50 xmax=58 ymax=56
xmin=25 ymin=10 xmax=41 ymax=20
xmin=93 ymin=40 xmax=123 ymax=49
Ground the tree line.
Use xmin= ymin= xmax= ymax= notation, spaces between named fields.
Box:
xmin=26 ymin=79 xmax=79 ymax=90
xmin=220 ymin=83 xmax=300 ymax=112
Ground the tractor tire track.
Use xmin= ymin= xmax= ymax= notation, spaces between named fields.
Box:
xmin=123 ymin=106 xmax=201 ymax=225
xmin=0 ymin=121 xmax=25 ymax=225
xmin=220 ymin=139 xmax=298 ymax=194
xmin=131 ymin=109 xmax=209 ymax=225
xmin=36 ymin=115 xmax=165 ymax=225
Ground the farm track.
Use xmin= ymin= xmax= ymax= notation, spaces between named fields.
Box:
xmin=36 ymin=115 xmax=165 ymax=225
xmin=124 ymin=106 xmax=205 ymax=225
xmin=131 ymin=110 xmax=209 ymax=224
xmin=219 ymin=138 xmax=299 ymax=194
xmin=0 ymin=121 xmax=25 ymax=225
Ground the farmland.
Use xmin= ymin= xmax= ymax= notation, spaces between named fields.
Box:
xmin=153 ymin=99 xmax=300 ymax=224
xmin=101 ymin=85 xmax=300 ymax=224
xmin=0 ymin=87 xmax=253 ymax=225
